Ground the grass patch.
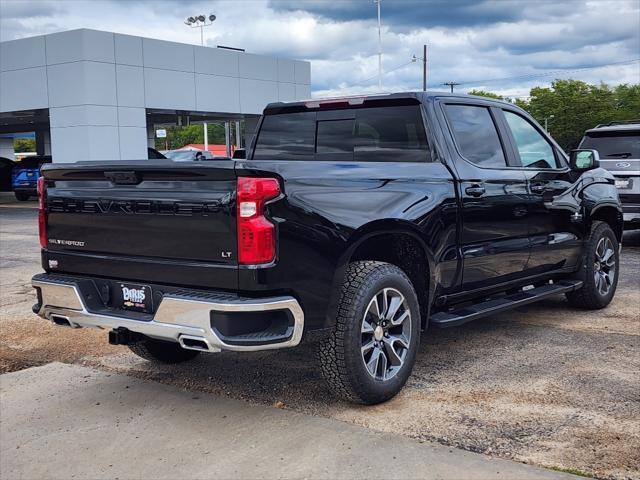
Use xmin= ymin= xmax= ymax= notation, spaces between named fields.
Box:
xmin=547 ymin=465 xmax=592 ymax=477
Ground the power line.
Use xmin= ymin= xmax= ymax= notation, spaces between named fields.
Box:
xmin=346 ymin=56 xmax=639 ymax=92
xmin=356 ymin=59 xmax=416 ymax=86
xmin=458 ymin=58 xmax=640 ymax=86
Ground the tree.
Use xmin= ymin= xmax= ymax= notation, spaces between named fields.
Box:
xmin=514 ymin=80 xmax=639 ymax=151
xmin=155 ymin=123 xmax=227 ymax=150
xmin=14 ymin=138 xmax=35 ymax=153
xmin=468 ymin=89 xmax=505 ymax=101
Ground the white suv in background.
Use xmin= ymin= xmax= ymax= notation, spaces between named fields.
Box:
xmin=580 ymin=121 xmax=640 ymax=229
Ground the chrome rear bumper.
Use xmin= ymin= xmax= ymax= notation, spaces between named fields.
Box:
xmin=32 ymin=275 xmax=304 ymax=353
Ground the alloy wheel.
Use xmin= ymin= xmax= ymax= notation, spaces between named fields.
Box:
xmin=594 ymin=236 xmax=616 ymax=296
xmin=360 ymin=287 xmax=412 ymax=381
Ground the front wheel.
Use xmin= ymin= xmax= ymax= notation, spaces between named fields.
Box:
xmin=566 ymin=221 xmax=619 ymax=309
xmin=318 ymin=261 xmax=420 ymax=404
xmin=14 ymin=192 xmax=30 ymax=201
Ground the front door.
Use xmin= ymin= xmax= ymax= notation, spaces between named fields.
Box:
xmin=440 ymin=101 xmax=530 ymax=291
xmin=499 ymin=108 xmax=582 ymax=275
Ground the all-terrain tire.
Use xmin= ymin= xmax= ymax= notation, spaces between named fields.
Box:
xmin=14 ymin=192 xmax=30 ymax=201
xmin=566 ymin=221 xmax=619 ymax=309
xmin=128 ymin=338 xmax=200 ymax=364
xmin=318 ymin=261 xmax=421 ymax=404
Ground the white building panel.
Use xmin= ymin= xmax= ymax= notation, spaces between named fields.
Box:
xmin=0 ymin=137 xmax=14 ymax=158
xmin=51 ymin=125 xmax=120 ymax=162
xmin=143 ymin=38 xmax=194 ymax=72
xmin=296 ymin=84 xmax=311 ymax=100
xmin=117 ymin=107 xmax=146 ymax=127
xmin=278 ymin=83 xmax=296 ymax=102
xmin=47 ymin=61 xmax=117 ymax=108
xmin=0 ymin=35 xmax=45 ymax=71
xmin=294 ymin=60 xmax=311 ymax=85
xmin=50 ymin=105 xmax=118 ymax=128
xmin=0 ymin=67 xmax=48 ymax=112
xmin=239 ymin=53 xmax=278 ymax=82
xmin=46 ymin=29 xmax=115 ymax=65
xmin=144 ymin=68 xmax=196 ymax=110
xmin=46 ymin=62 xmax=84 ymax=107
xmin=116 ymin=65 xmax=145 ymax=107
xmin=277 ymin=58 xmax=296 ymax=83
xmin=240 ymin=79 xmax=278 ymax=114
xmin=118 ymin=126 xmax=148 ymax=159
xmin=114 ymin=34 xmax=143 ymax=66
xmin=194 ymin=46 xmax=239 ymax=77
xmin=195 ymin=74 xmax=240 ymax=113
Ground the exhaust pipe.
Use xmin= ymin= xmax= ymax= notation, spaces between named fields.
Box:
xmin=179 ymin=335 xmax=217 ymax=352
xmin=50 ymin=314 xmax=74 ymax=328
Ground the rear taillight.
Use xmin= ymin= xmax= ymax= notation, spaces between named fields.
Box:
xmin=37 ymin=176 xmax=47 ymax=249
xmin=237 ymin=177 xmax=280 ymax=265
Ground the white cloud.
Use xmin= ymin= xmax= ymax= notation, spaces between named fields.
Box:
xmin=0 ymin=0 xmax=637 ymax=98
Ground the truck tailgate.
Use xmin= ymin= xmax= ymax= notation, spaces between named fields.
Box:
xmin=42 ymin=161 xmax=238 ymax=289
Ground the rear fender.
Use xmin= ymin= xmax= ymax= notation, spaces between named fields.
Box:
xmin=324 ymin=220 xmax=436 ymax=328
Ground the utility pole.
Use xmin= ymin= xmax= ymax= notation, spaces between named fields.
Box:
xmin=374 ymin=0 xmax=382 ymax=91
xmin=422 ymin=44 xmax=427 ymax=91
xmin=443 ymin=81 xmax=460 ymax=93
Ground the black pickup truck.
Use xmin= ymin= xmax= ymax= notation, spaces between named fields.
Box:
xmin=32 ymin=92 xmax=622 ymax=404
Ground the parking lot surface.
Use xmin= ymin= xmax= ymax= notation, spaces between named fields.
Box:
xmin=1 ymin=194 xmax=638 ymax=479
xmin=1 ymin=362 xmax=581 ymax=480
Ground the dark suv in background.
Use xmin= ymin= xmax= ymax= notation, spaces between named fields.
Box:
xmin=579 ymin=121 xmax=640 ymax=229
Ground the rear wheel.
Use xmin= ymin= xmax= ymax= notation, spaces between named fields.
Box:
xmin=318 ymin=261 xmax=420 ymax=404
xmin=566 ymin=221 xmax=619 ymax=309
xmin=128 ymin=338 xmax=200 ymax=364
xmin=14 ymin=192 xmax=30 ymax=201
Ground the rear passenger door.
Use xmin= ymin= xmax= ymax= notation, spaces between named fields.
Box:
xmin=440 ymin=100 xmax=530 ymax=291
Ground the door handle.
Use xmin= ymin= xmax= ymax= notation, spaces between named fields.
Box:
xmin=531 ymin=183 xmax=547 ymax=194
xmin=465 ymin=184 xmax=485 ymax=197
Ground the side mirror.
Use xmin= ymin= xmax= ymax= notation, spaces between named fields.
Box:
xmin=570 ymin=149 xmax=600 ymax=171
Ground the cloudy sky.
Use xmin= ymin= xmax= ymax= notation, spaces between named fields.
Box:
xmin=1 ymin=0 xmax=638 ymax=98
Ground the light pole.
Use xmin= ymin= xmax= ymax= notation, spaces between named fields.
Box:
xmin=185 ymin=14 xmax=216 ymax=151
xmin=544 ymin=114 xmax=555 ymax=132
xmin=185 ymin=14 xmax=216 ymax=47
xmin=373 ymin=0 xmax=382 ymax=91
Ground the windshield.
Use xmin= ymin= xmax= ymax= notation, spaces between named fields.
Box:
xmin=580 ymin=131 xmax=640 ymax=159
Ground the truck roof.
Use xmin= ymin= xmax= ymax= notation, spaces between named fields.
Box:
xmin=263 ymin=91 xmax=515 ymax=114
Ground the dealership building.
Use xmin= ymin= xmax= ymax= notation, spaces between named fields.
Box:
xmin=0 ymin=29 xmax=311 ymax=162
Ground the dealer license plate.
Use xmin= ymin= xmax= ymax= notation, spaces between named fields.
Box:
xmin=115 ymin=282 xmax=153 ymax=313
xmin=615 ymin=179 xmax=631 ymax=189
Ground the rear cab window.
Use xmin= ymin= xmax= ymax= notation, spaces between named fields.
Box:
xmin=252 ymin=112 xmax=316 ymax=160
xmin=252 ymin=102 xmax=430 ymax=162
